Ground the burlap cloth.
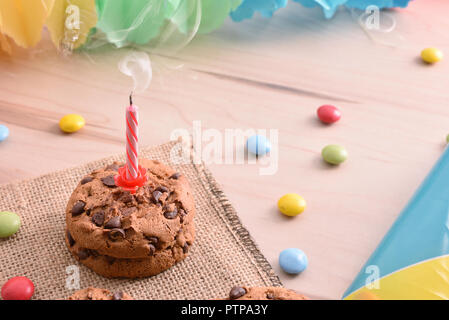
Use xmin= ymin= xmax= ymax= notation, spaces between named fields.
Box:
xmin=0 ymin=141 xmax=281 ymax=300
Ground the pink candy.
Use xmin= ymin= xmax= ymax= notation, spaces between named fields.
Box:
xmin=317 ymin=105 xmax=341 ymax=124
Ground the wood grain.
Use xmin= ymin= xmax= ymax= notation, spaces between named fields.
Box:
xmin=1 ymin=0 xmax=449 ymax=299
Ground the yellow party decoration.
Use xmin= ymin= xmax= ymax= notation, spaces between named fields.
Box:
xmin=0 ymin=0 xmax=54 ymax=48
xmin=0 ymin=33 xmax=12 ymax=54
xmin=0 ymin=14 xmax=12 ymax=54
xmin=46 ymin=0 xmax=97 ymax=51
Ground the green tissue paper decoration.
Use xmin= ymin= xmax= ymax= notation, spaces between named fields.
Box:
xmin=94 ymin=0 xmax=242 ymax=48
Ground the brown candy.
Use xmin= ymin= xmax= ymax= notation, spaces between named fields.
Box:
xmin=101 ymin=175 xmax=116 ymax=187
xmin=71 ymin=201 xmax=86 ymax=216
xmin=183 ymin=243 xmax=189 ymax=254
xmin=266 ymin=292 xmax=274 ymax=300
xmin=229 ymin=286 xmax=247 ymax=300
xmin=80 ymin=176 xmax=93 ymax=185
xmin=109 ymin=228 xmax=125 ymax=240
xmin=91 ymin=211 xmax=105 ymax=227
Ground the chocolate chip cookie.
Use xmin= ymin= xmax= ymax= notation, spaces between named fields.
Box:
xmin=68 ymin=287 xmax=133 ymax=300
xmin=65 ymin=159 xmax=195 ymax=278
xmin=226 ymin=286 xmax=309 ymax=300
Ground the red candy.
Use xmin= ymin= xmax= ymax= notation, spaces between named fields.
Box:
xmin=317 ymin=105 xmax=341 ymax=124
xmin=1 ymin=276 xmax=34 ymax=300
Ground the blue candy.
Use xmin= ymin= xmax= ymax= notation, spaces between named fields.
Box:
xmin=0 ymin=125 xmax=9 ymax=142
xmin=279 ymin=248 xmax=308 ymax=274
xmin=246 ymin=134 xmax=271 ymax=156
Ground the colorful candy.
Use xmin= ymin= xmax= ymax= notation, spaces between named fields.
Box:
xmin=279 ymin=248 xmax=308 ymax=274
xmin=322 ymin=144 xmax=347 ymax=165
xmin=446 ymin=134 xmax=449 ymax=144
xmin=317 ymin=105 xmax=341 ymax=124
xmin=246 ymin=134 xmax=271 ymax=156
xmin=59 ymin=114 xmax=85 ymax=133
xmin=1 ymin=276 xmax=34 ymax=300
xmin=0 ymin=124 xmax=9 ymax=142
xmin=278 ymin=193 xmax=306 ymax=217
xmin=0 ymin=211 xmax=21 ymax=238
xmin=421 ymin=47 xmax=443 ymax=64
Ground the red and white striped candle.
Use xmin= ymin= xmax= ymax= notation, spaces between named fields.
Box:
xmin=126 ymin=95 xmax=139 ymax=180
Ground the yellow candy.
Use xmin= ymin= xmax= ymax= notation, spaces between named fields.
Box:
xmin=421 ymin=47 xmax=443 ymax=64
xmin=59 ymin=114 xmax=85 ymax=133
xmin=278 ymin=193 xmax=306 ymax=217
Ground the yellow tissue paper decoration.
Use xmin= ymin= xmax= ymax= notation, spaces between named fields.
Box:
xmin=46 ymin=0 xmax=97 ymax=51
xmin=0 ymin=0 xmax=54 ymax=48
xmin=0 ymin=14 xmax=12 ymax=54
xmin=0 ymin=33 xmax=12 ymax=54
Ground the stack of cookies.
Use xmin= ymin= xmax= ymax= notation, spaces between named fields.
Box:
xmin=65 ymin=159 xmax=195 ymax=278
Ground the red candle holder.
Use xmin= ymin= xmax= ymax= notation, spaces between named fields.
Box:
xmin=114 ymin=165 xmax=147 ymax=194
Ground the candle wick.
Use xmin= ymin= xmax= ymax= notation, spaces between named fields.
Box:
xmin=129 ymin=92 xmax=133 ymax=106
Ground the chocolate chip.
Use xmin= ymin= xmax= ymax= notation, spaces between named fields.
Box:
xmin=156 ymin=186 xmax=169 ymax=193
xmin=121 ymin=207 xmax=136 ymax=217
xmin=164 ymin=207 xmax=178 ymax=219
xmin=119 ymin=192 xmax=133 ymax=203
xmin=148 ymin=244 xmax=156 ymax=256
xmin=71 ymin=201 xmax=86 ymax=216
xmin=146 ymin=236 xmax=159 ymax=245
xmin=266 ymin=292 xmax=274 ymax=300
xmin=104 ymin=216 xmax=121 ymax=229
xmin=183 ymin=243 xmax=189 ymax=253
xmin=67 ymin=230 xmax=75 ymax=247
xmin=88 ymin=249 xmax=99 ymax=257
xmin=91 ymin=211 xmax=105 ymax=226
xmin=101 ymin=175 xmax=116 ymax=187
xmin=152 ymin=190 xmax=162 ymax=203
xmin=77 ymin=249 xmax=90 ymax=260
xmin=109 ymin=228 xmax=125 ymax=240
xmin=112 ymin=291 xmax=123 ymax=300
xmin=80 ymin=176 xmax=93 ymax=185
xmin=179 ymin=209 xmax=187 ymax=223
xmin=169 ymin=173 xmax=180 ymax=179
xmin=106 ymin=163 xmax=119 ymax=171
xmin=105 ymin=256 xmax=115 ymax=265
xmin=229 ymin=286 xmax=247 ymax=300
xmin=135 ymin=194 xmax=147 ymax=204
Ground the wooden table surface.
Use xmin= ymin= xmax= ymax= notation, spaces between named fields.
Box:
xmin=1 ymin=0 xmax=449 ymax=300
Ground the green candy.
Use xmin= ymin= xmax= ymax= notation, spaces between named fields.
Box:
xmin=322 ymin=144 xmax=348 ymax=165
xmin=0 ymin=211 xmax=21 ymax=238
xmin=446 ymin=134 xmax=449 ymax=144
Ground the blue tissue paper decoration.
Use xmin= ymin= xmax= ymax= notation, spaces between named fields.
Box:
xmin=230 ymin=0 xmax=288 ymax=21
xmin=230 ymin=0 xmax=413 ymax=21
